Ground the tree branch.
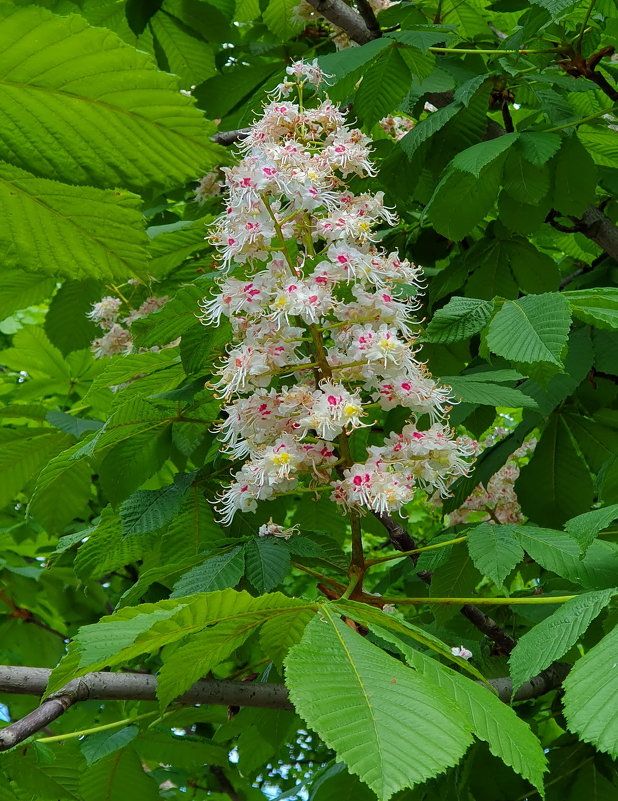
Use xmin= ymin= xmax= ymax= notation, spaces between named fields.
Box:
xmin=305 ymin=0 xmax=375 ymax=44
xmin=211 ymin=128 xmax=250 ymax=145
xmin=353 ymin=0 xmax=382 ymax=39
xmin=460 ymin=604 xmax=517 ymax=654
xmin=0 ymin=663 xmax=570 ymax=750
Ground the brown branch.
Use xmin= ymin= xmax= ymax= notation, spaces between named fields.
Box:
xmin=0 ymin=662 xmax=569 ymax=750
xmin=370 ymin=511 xmax=419 ymax=561
xmin=354 ymin=0 xmax=382 ymax=39
xmin=370 ymin=515 xmax=516 ymax=652
xmin=305 ymin=0 xmax=375 ymax=44
xmin=211 ymin=766 xmax=244 ymax=801
xmin=460 ymin=604 xmax=517 ymax=654
xmin=211 ymin=128 xmax=250 ymax=145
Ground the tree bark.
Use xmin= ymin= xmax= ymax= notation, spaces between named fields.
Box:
xmin=0 ymin=662 xmax=570 ymax=751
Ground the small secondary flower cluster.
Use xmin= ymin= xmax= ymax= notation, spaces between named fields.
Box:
xmin=447 ymin=433 xmax=537 ymax=526
xmin=88 ymin=293 xmax=168 ymax=358
xmin=201 ymin=61 xmax=474 ymax=524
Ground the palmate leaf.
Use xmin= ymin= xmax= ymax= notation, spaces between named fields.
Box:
xmin=486 ymin=293 xmax=572 ymax=367
xmin=516 ymin=415 xmax=594 ymax=527
xmin=149 ymin=11 xmax=216 ymax=87
xmin=509 ymin=589 xmax=617 ymax=692
xmin=47 ymin=589 xmax=311 ymax=693
xmin=156 ymin=595 xmax=309 ymax=707
xmin=354 ymin=46 xmax=412 ymax=129
xmin=510 ymin=525 xmax=618 ymax=589
xmin=369 ymin=623 xmax=547 ymax=796
xmin=0 ymin=161 xmax=148 ymax=280
xmin=467 ymin=523 xmax=525 ymax=587
xmin=0 ymin=428 xmax=72 ymax=508
xmin=563 ymin=624 xmax=618 ymax=758
xmin=284 ymin=609 xmax=474 ymax=801
xmin=562 ymin=288 xmax=618 ymax=331
xmin=244 ymin=537 xmax=291 ymax=593
xmin=79 ymin=748 xmax=159 ymax=801
xmin=425 ymin=297 xmax=494 ymax=344
xmin=28 ymin=447 xmax=92 ymax=533
xmin=170 ymin=547 xmax=246 ymax=597
xmin=564 ymin=505 xmax=618 ymax=553
xmin=119 ymin=473 xmax=194 ymax=535
xmin=0 ymin=5 xmax=224 ymax=191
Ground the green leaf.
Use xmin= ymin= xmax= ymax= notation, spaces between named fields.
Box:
xmin=0 ymin=5 xmax=224 ymax=190
xmin=80 ymin=747 xmax=159 ymax=801
xmin=425 ymin=161 xmax=502 ymax=241
xmin=318 ymin=39 xmax=391 ymax=85
xmin=0 ymin=428 xmax=72 ymax=508
xmin=467 ymin=523 xmax=525 ymax=586
xmin=116 ymin=558 xmax=202 ymax=608
xmin=263 ymin=0 xmax=305 ymax=39
xmin=259 ymin=607 xmax=316 ymax=667
xmin=552 ymin=135 xmax=598 ymax=216
xmin=28 ymin=448 xmax=92 ymax=533
xmin=502 ymin=152 xmax=550 ymax=204
xmin=81 ymin=726 xmax=139 ymax=766
xmin=0 ymin=162 xmax=148 ymax=280
xmin=509 ymin=589 xmax=617 ymax=692
xmin=244 ymin=537 xmax=291 ymax=593
xmin=284 ymin=610 xmax=474 ymax=801
xmin=528 ymin=0 xmax=581 ymax=20
xmin=562 ymin=625 xmax=618 ymax=758
xmin=119 ymin=474 xmax=194 ymax=535
xmin=564 ymin=505 xmax=618 ymax=553
xmin=452 ymin=134 xmax=518 ymax=177
xmin=46 ymin=411 xmax=103 ymax=439
xmin=487 ymin=293 xmax=571 ymax=367
xmin=355 ymin=46 xmax=412 ymax=129
xmin=517 ymin=132 xmax=562 ymax=166
xmin=150 ymin=12 xmax=216 ymax=87
xmin=444 ymin=377 xmax=538 ymax=409
xmin=511 ymin=526 xmax=618 ymax=588
xmin=131 ymin=278 xmax=213 ymax=348
xmin=0 ymin=270 xmax=55 ymax=319
xmin=562 ymin=288 xmax=618 ymax=331
xmin=369 ymin=623 xmax=547 ymax=795
xmin=430 ymin=544 xmax=483 ymax=622
xmin=516 ymin=416 xmax=594 ymax=527
xmin=45 ymin=280 xmax=102 ymax=355
xmin=171 ymin=547 xmax=246 ymax=596
xmin=599 ymin=456 xmax=618 ymax=505
xmin=425 ymin=297 xmax=493 ymax=344
xmin=156 ymin=593 xmax=306 ymax=708
xmin=74 ymin=506 xmax=151 ymax=581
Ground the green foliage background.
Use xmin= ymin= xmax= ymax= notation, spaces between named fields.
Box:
xmin=0 ymin=0 xmax=617 ymax=798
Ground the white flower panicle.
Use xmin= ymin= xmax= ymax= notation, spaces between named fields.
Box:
xmin=88 ymin=294 xmax=169 ymax=358
xmin=201 ymin=61 xmax=474 ymax=524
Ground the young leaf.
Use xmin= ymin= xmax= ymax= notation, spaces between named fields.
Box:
xmin=284 ymin=609 xmax=474 ymax=801
xmin=467 ymin=523 xmax=525 ymax=586
xmin=486 ymin=293 xmax=571 ymax=367
xmin=563 ymin=625 xmax=618 ymax=758
xmin=509 ymin=589 xmax=617 ymax=692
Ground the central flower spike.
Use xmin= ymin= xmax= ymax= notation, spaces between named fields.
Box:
xmin=200 ymin=60 xmax=474 ymax=524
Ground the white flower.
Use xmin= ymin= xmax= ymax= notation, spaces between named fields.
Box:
xmin=451 ymin=645 xmax=473 ymax=660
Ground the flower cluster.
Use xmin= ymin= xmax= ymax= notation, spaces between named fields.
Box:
xmin=201 ymin=61 xmax=473 ymax=524
xmin=447 ymin=433 xmax=537 ymax=526
xmin=88 ymin=293 xmax=168 ymax=358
